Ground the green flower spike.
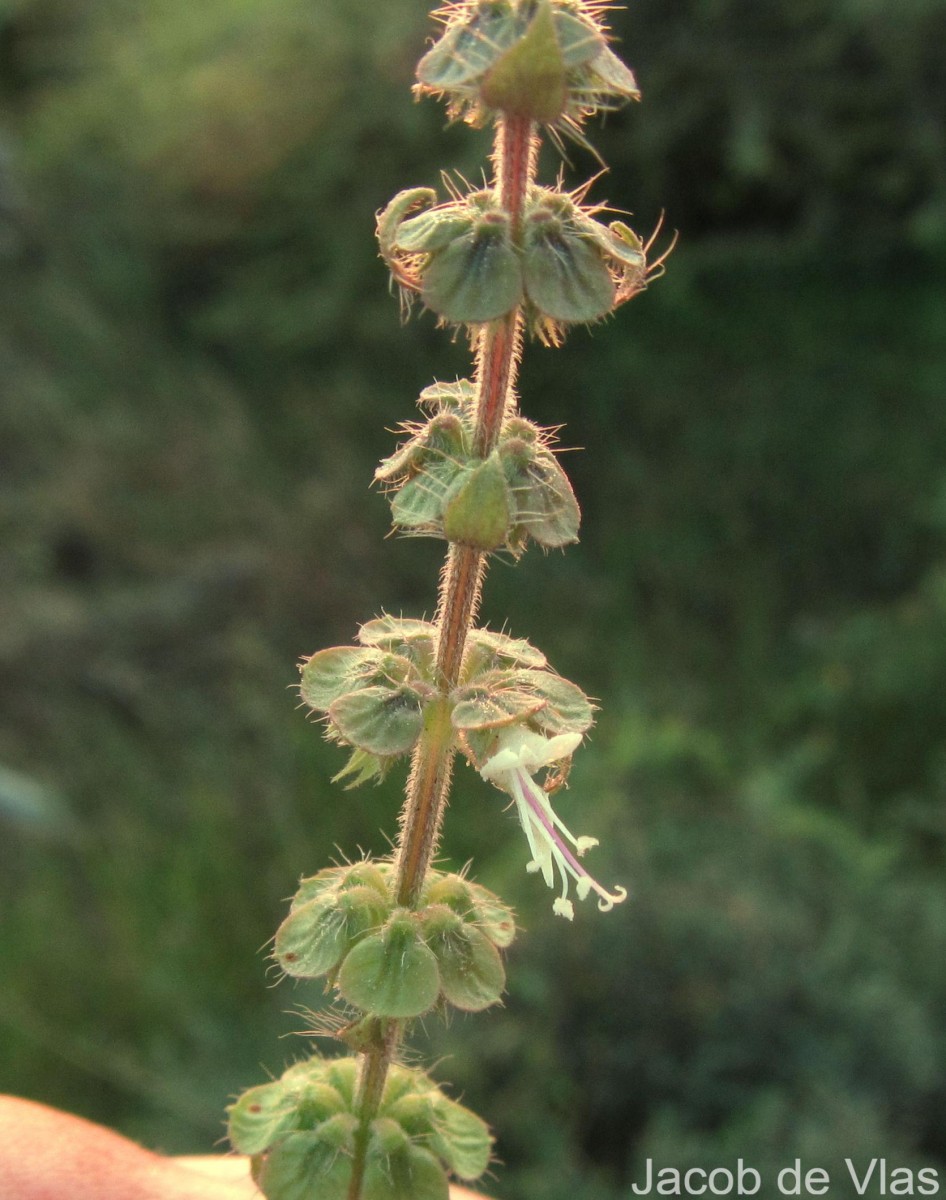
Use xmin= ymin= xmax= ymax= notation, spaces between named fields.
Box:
xmin=232 ymin=0 xmax=665 ymax=1190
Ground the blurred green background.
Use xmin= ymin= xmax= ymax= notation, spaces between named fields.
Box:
xmin=2 ymin=0 xmax=946 ymax=1196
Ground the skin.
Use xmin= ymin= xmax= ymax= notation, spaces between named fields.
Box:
xmin=0 ymin=1096 xmax=486 ymax=1200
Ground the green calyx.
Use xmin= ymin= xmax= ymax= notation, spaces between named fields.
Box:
xmin=378 ymin=183 xmax=652 ymax=337
xmin=376 ymin=379 xmax=580 ymax=553
xmin=229 ymin=1056 xmax=493 ymax=1200
xmin=415 ymin=0 xmax=639 ymax=131
xmin=273 ymin=859 xmax=516 ymax=1017
xmin=299 ymin=616 xmax=594 ymax=783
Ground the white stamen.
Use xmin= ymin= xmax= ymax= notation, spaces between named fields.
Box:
xmin=478 ymin=727 xmax=627 ymax=919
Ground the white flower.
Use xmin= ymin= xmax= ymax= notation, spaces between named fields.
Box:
xmin=479 ymin=727 xmax=627 ymax=920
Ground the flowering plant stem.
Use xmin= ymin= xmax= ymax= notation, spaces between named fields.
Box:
xmin=227 ymin=8 xmax=661 ymax=1197
xmin=347 ymin=113 xmax=538 ymax=1200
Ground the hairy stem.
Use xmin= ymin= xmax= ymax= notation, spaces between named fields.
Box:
xmin=346 ymin=1020 xmax=400 ymax=1200
xmin=397 ymin=114 xmax=537 ymax=906
xmin=346 ymin=115 xmax=538 ymax=1200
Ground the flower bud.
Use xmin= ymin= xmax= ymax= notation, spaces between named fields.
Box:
xmin=480 ymin=1 xmax=567 ymax=123
xmin=422 ymin=875 xmax=475 ymax=915
xmin=288 ymin=864 xmax=349 ymax=910
xmin=228 ymin=1067 xmax=351 ymax=1158
xmin=500 ymin=437 xmax=581 ymax=549
xmin=427 ymin=917 xmax=507 ymax=1012
xmin=391 ymin=457 xmax=461 ymax=531
xmin=415 ymin=0 xmax=639 ymax=133
xmin=375 ymin=412 xmax=466 ymax=487
xmin=363 ymin=1143 xmax=448 ymax=1200
xmin=395 ymin=208 xmax=478 ymax=255
xmin=341 ymin=861 xmax=391 ymax=895
xmin=381 ymin=1091 xmax=430 ymax=1132
xmin=318 ymin=1057 xmax=360 ymax=1104
xmin=418 ymin=378 xmax=476 ymax=412
xmin=369 ymin=1117 xmax=411 ymax=1157
xmin=274 ymin=885 xmax=389 ymax=980
xmin=377 ymin=187 xmax=437 ymax=265
xmin=467 ymin=883 xmax=517 ymax=949
xmin=422 ymin=873 xmax=516 ymax=952
xmin=442 ymin=455 xmax=511 ymax=550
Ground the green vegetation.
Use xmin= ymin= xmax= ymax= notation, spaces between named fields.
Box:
xmin=1 ymin=0 xmax=944 ymax=1195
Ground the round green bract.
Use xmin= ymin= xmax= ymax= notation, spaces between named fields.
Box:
xmin=512 ymin=669 xmax=594 ymax=732
xmin=512 ymin=455 xmax=581 ymax=546
xmin=429 ymin=1097 xmax=493 ymax=1181
xmin=329 ymin=686 xmax=425 ymax=756
xmin=228 ymin=1082 xmax=300 ymax=1157
xmin=359 ymin=616 xmax=436 ymax=648
xmin=275 ymin=896 xmax=351 ymax=979
xmin=391 ymin=458 xmax=461 ymax=529
xmin=257 ymin=1127 xmax=354 ymax=1200
xmin=417 ymin=8 xmax=518 ymax=89
xmin=432 ymin=924 xmax=506 ymax=1012
xmin=468 ymin=628 xmax=547 ymax=668
xmin=395 ymin=209 xmax=473 ymax=253
xmin=338 ymin=920 xmax=441 ymax=1018
xmin=522 ymin=228 xmax=615 ymax=322
xmin=451 ymin=685 xmax=545 ymax=731
xmin=422 ymin=228 xmax=522 ymax=324
xmin=300 ymin=646 xmax=379 ymax=711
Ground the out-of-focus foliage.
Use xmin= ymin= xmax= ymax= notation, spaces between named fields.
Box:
xmin=608 ymin=0 xmax=946 ymax=245
xmin=1 ymin=0 xmax=945 ymax=1195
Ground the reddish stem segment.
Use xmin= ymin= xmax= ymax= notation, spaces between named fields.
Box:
xmin=499 ymin=112 xmax=537 ymax=222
